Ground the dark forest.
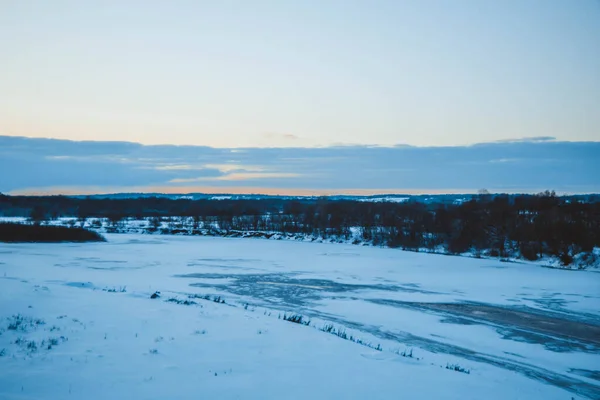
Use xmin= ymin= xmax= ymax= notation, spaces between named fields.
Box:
xmin=1 ymin=192 xmax=598 ymax=266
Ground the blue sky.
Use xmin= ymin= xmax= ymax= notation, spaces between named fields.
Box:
xmin=1 ymin=0 xmax=599 ymax=148
xmin=2 ymin=136 xmax=599 ymax=195
xmin=1 ymin=1 xmax=598 ymax=195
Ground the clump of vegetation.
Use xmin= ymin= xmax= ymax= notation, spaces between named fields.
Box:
xmin=46 ymin=338 xmax=59 ymax=349
xmin=0 ymin=223 xmax=105 ymax=243
xmin=14 ymin=336 xmax=68 ymax=354
xmin=13 ymin=336 xmax=65 ymax=354
xmin=446 ymin=363 xmax=470 ymax=374
xmin=149 ymin=348 xmax=159 ymax=354
xmin=41 ymin=337 xmax=67 ymax=350
xmin=189 ymin=293 xmax=226 ymax=304
xmin=319 ymin=323 xmax=382 ymax=351
xmin=321 ymin=323 xmax=349 ymax=339
xmin=396 ymin=348 xmax=418 ymax=359
xmin=6 ymin=314 xmax=45 ymax=332
xmin=103 ymin=286 xmax=127 ymax=293
xmin=26 ymin=340 xmax=38 ymax=352
xmin=166 ymin=298 xmax=197 ymax=306
xmin=282 ymin=313 xmax=310 ymax=326
xmin=192 ymin=294 xmax=212 ymax=301
xmin=7 ymin=315 xmax=25 ymax=331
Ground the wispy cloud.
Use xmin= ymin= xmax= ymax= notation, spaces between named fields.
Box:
xmin=263 ymin=132 xmax=299 ymax=141
xmin=153 ymin=164 xmax=199 ymax=171
xmin=489 ymin=158 xmax=519 ymax=163
xmin=490 ymin=136 xmax=556 ymax=144
xmin=170 ymin=172 xmax=301 ymax=183
xmin=213 ymin=172 xmax=301 ymax=181
xmin=203 ymin=164 xmax=265 ymax=173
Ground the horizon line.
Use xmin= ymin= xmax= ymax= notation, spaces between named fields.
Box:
xmin=6 ymin=187 xmax=596 ymax=197
xmin=4 ymin=134 xmax=599 ymax=150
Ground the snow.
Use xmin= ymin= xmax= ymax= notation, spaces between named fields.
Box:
xmin=1 ymin=234 xmax=599 ymax=399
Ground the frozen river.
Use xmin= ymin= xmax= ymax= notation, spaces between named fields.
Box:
xmin=1 ymin=234 xmax=599 ymax=399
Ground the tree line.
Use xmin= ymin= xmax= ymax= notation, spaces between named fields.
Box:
xmin=1 ymin=192 xmax=598 ymax=264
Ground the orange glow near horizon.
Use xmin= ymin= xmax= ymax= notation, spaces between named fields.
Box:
xmin=8 ymin=185 xmax=486 ymax=197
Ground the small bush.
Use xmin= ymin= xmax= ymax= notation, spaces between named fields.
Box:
xmin=45 ymin=337 xmax=64 ymax=349
xmin=26 ymin=340 xmax=38 ymax=352
xmin=335 ymin=329 xmax=348 ymax=340
xmin=446 ymin=363 xmax=470 ymax=374
xmin=397 ymin=348 xmax=414 ymax=358
xmin=6 ymin=315 xmax=45 ymax=332
xmin=7 ymin=316 xmax=23 ymax=331
xmin=103 ymin=286 xmax=127 ymax=293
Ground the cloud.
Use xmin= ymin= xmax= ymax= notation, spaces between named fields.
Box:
xmin=203 ymin=164 xmax=265 ymax=173
xmin=170 ymin=172 xmax=301 ymax=183
xmin=262 ymin=132 xmax=299 ymax=141
xmin=490 ymin=136 xmax=556 ymax=144
xmin=1 ymin=135 xmax=599 ymax=194
xmin=152 ymin=164 xmax=199 ymax=171
xmin=213 ymin=172 xmax=301 ymax=181
xmin=488 ymin=158 xmax=519 ymax=163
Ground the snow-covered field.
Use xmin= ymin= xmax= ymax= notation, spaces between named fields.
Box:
xmin=1 ymin=234 xmax=599 ymax=399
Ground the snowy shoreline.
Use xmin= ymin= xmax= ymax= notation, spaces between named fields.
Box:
xmin=3 ymin=216 xmax=599 ymax=270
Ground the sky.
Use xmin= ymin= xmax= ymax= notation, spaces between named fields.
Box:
xmin=1 ymin=0 xmax=599 ymax=149
xmin=0 ymin=1 xmax=599 ymax=195
xmin=1 ymin=136 xmax=599 ymax=195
